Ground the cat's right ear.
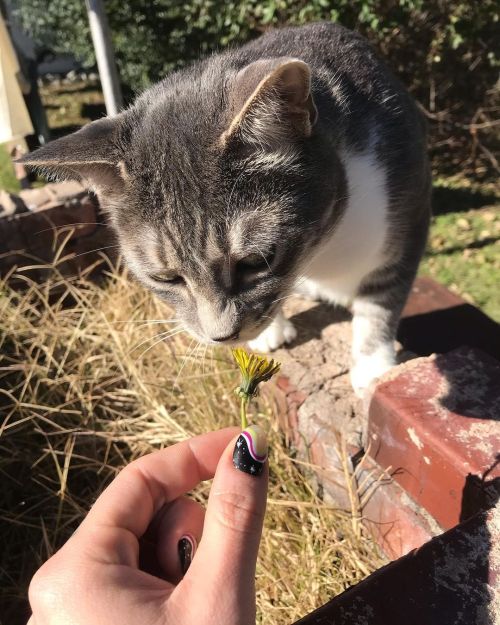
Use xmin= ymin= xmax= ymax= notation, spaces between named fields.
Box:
xmin=221 ymin=57 xmax=318 ymax=149
xmin=20 ymin=115 xmax=128 ymax=193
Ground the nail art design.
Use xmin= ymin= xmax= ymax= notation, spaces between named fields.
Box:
xmin=233 ymin=424 xmax=268 ymax=477
xmin=178 ymin=534 xmax=196 ymax=575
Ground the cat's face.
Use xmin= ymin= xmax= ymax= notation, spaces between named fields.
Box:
xmin=114 ymin=139 xmax=318 ymax=344
xmin=23 ymin=57 xmax=338 ymax=344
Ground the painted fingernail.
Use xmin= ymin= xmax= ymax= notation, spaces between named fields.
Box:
xmin=233 ymin=424 xmax=268 ymax=477
xmin=178 ymin=534 xmax=196 ymax=575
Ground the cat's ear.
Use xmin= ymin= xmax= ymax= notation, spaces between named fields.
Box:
xmin=20 ymin=115 xmax=128 ymax=192
xmin=222 ymin=58 xmax=318 ymax=148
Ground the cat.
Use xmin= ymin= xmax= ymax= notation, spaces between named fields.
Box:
xmin=23 ymin=22 xmax=431 ymax=396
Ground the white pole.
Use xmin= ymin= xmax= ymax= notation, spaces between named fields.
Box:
xmin=85 ymin=0 xmax=123 ymax=116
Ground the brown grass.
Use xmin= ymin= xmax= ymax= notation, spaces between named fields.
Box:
xmin=0 ymin=259 xmax=385 ymax=624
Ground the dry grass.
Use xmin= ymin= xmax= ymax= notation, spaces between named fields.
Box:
xmin=0 ymin=260 xmax=385 ymax=624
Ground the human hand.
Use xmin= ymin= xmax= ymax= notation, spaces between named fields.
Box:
xmin=28 ymin=426 xmax=269 ymax=625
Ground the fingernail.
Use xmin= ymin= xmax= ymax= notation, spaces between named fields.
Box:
xmin=233 ymin=424 xmax=268 ymax=477
xmin=178 ymin=534 xmax=196 ymax=575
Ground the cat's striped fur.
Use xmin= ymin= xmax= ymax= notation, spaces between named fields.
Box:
xmin=23 ymin=22 xmax=430 ymax=395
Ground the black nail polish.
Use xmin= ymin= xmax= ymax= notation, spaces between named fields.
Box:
xmin=178 ymin=535 xmax=196 ymax=575
xmin=233 ymin=424 xmax=268 ymax=477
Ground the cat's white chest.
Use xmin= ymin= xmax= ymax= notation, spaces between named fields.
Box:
xmin=297 ymin=147 xmax=389 ymax=306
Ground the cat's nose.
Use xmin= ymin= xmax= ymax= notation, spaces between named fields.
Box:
xmin=211 ymin=331 xmax=240 ymax=342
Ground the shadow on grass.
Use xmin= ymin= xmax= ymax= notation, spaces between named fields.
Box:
xmin=426 ymin=236 xmax=499 ymax=256
xmin=432 ymin=184 xmax=498 ymax=215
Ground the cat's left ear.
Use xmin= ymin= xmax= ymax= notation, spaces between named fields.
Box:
xmin=222 ymin=57 xmax=318 ymax=148
xmin=20 ymin=115 xmax=128 ymax=193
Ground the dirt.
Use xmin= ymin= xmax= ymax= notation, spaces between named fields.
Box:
xmin=274 ymin=295 xmax=368 ymax=449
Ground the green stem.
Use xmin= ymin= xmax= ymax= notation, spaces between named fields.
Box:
xmin=240 ymin=397 xmax=248 ymax=430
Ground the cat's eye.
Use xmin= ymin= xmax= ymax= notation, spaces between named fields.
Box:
xmin=151 ymin=273 xmax=185 ymax=286
xmin=237 ymin=249 xmax=275 ymax=275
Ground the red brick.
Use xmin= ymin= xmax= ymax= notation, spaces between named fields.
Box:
xmin=368 ymin=347 xmax=500 ymax=529
xmin=270 ymin=279 xmax=499 ymax=559
xmin=361 ymin=462 xmax=441 ymax=559
xmin=285 ymin=400 xmax=439 ymax=558
xmin=402 ymin=276 xmax=464 ymax=317
xmin=18 ymin=195 xmax=99 ymax=248
xmin=0 ymin=194 xmax=115 ymax=282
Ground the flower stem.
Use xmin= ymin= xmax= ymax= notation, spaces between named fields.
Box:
xmin=240 ymin=397 xmax=248 ymax=430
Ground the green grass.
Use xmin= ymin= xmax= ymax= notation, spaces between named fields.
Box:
xmin=422 ymin=177 xmax=500 ymax=321
xmin=0 ymin=144 xmax=20 ymax=194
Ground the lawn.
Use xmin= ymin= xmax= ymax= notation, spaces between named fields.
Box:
xmin=0 ymin=143 xmax=20 ymax=194
xmin=423 ymin=177 xmax=500 ymax=320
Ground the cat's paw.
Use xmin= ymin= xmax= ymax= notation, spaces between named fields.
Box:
xmin=248 ymin=317 xmax=297 ymax=352
xmin=350 ymin=352 xmax=395 ymax=398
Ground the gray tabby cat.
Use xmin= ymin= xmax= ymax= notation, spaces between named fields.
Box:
xmin=23 ymin=22 xmax=430 ymax=395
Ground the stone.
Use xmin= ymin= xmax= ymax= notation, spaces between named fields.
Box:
xmin=293 ymin=506 xmax=500 ymax=625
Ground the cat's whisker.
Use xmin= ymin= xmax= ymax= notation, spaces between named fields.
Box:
xmin=174 ymin=337 xmax=197 ymax=387
xmin=107 ymin=319 xmax=180 ymax=326
xmin=190 ymin=341 xmax=202 ymax=374
xmin=70 ymin=244 xmax=122 ymax=260
xmin=130 ymin=326 xmax=183 ymax=354
xmin=201 ymin=343 xmax=209 ymax=378
xmin=269 ymin=292 xmax=295 ymax=306
xmin=135 ymin=328 xmax=185 ymax=362
xmin=252 ymin=242 xmax=274 ymax=274
xmin=32 ymin=222 xmax=109 ymax=236
xmin=263 ymin=272 xmax=315 ymax=313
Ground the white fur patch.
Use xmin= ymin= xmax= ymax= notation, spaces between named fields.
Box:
xmin=350 ymin=346 xmax=395 ymax=397
xmin=351 ymin=346 xmax=394 ymax=397
xmin=296 ymin=142 xmax=389 ymax=304
xmin=248 ymin=312 xmax=297 ymax=352
xmin=350 ymin=299 xmax=396 ymax=395
xmin=350 ymin=300 xmax=389 ymax=358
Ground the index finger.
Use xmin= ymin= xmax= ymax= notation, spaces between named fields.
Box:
xmin=82 ymin=428 xmax=239 ymax=539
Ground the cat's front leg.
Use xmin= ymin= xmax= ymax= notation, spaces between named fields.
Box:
xmin=248 ymin=311 xmax=297 ymax=352
xmin=350 ymin=298 xmax=398 ymax=397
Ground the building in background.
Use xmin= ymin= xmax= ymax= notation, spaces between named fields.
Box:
xmin=0 ymin=12 xmax=34 ymax=148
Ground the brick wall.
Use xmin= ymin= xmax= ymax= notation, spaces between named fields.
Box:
xmin=0 ymin=189 xmax=115 ymax=283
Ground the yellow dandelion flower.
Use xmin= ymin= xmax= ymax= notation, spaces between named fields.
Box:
xmin=232 ymin=347 xmax=281 ymax=429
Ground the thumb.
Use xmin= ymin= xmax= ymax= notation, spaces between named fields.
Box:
xmin=186 ymin=425 xmax=268 ymax=623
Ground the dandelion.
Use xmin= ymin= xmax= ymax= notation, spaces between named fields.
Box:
xmin=232 ymin=347 xmax=281 ymax=429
